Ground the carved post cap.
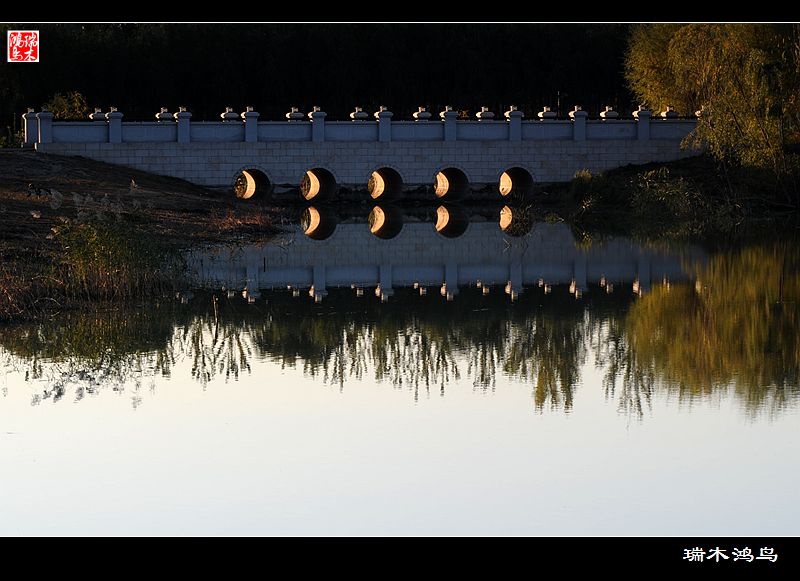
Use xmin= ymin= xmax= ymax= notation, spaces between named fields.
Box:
xmin=538 ymin=106 xmax=557 ymax=120
xmin=413 ymin=106 xmax=432 ymax=121
xmin=286 ymin=107 xmax=304 ymax=121
xmin=308 ymin=107 xmax=326 ymax=121
xmin=241 ymin=107 xmax=259 ymax=120
xmin=569 ymin=105 xmax=587 ymax=118
xmin=374 ymin=106 xmax=393 ymax=119
xmin=350 ymin=106 xmax=369 ymax=121
xmin=660 ymin=105 xmax=679 ymax=119
xmin=504 ymin=106 xmax=524 ymax=120
xmin=600 ymin=105 xmax=619 ymax=120
xmin=155 ymin=107 xmax=172 ymax=121
xmin=440 ymin=106 xmax=458 ymax=121
xmin=476 ymin=106 xmax=495 ymax=120
xmin=221 ymin=107 xmax=239 ymax=121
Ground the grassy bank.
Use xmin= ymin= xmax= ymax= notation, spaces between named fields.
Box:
xmin=0 ymin=218 xmax=186 ymax=322
xmin=0 ymin=150 xmax=281 ymax=323
xmin=549 ymin=154 xmax=799 ymax=243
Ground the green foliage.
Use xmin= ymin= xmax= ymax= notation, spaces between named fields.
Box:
xmin=563 ymin=157 xmax=750 ymax=240
xmin=43 ymin=91 xmax=91 ymax=120
xmin=51 ymin=219 xmax=185 ymax=300
xmin=626 ymin=24 xmax=800 ymax=198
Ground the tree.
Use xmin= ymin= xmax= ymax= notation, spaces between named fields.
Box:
xmin=43 ymin=90 xmax=90 ymax=120
xmin=626 ymin=24 xmax=800 ymax=197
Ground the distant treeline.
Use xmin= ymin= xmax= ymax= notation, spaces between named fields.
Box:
xmin=0 ymin=23 xmax=633 ymax=128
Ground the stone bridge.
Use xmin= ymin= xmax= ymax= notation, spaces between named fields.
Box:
xmin=24 ymin=104 xmax=698 ymax=201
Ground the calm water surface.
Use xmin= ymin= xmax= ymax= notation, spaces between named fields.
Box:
xmin=1 ymin=213 xmax=798 ymax=535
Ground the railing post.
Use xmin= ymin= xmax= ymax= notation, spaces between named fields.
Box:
xmin=241 ymin=106 xmax=259 ymax=143
xmin=105 ymin=108 xmax=123 ymax=143
xmin=375 ymin=106 xmax=393 ymax=142
xmin=22 ymin=108 xmax=37 ymax=146
xmin=309 ymin=106 xmax=326 ymax=142
xmin=505 ymin=105 xmax=523 ymax=141
xmin=440 ymin=106 xmax=458 ymax=141
xmin=36 ymin=109 xmax=53 ymax=144
xmin=175 ymin=107 xmax=191 ymax=143
xmin=569 ymin=106 xmax=587 ymax=141
xmin=633 ymin=106 xmax=652 ymax=140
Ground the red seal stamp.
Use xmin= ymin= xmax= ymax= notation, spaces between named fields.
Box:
xmin=7 ymin=30 xmax=39 ymax=62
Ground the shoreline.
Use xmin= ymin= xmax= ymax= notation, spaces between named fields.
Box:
xmin=1 ymin=150 xmax=797 ymax=323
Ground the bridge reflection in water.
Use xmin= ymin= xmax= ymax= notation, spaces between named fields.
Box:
xmin=186 ymin=206 xmax=706 ymax=303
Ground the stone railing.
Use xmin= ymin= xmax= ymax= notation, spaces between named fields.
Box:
xmin=22 ymin=104 xmax=696 ymax=147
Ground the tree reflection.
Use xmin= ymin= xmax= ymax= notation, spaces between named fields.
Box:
xmin=0 ymin=305 xmax=181 ymax=406
xmin=626 ymin=241 xmax=800 ymax=416
xmin=1 ymin=240 xmax=798 ymax=417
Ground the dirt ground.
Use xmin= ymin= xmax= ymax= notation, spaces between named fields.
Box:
xmin=0 ymin=149 xmax=280 ymax=260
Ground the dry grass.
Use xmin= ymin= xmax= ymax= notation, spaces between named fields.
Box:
xmin=211 ymin=207 xmax=274 ymax=237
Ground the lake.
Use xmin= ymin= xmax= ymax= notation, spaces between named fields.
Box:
xmin=1 ymin=208 xmax=798 ymax=535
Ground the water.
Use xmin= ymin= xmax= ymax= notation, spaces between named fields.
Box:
xmin=1 ymin=212 xmax=798 ymax=535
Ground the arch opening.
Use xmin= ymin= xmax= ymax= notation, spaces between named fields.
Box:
xmin=499 ymin=167 xmax=534 ymax=198
xmin=368 ymin=205 xmax=404 ymax=240
xmin=499 ymin=205 xmax=533 ymax=237
xmin=234 ymin=169 xmax=271 ymax=200
xmin=368 ymin=167 xmax=403 ymax=200
xmin=434 ymin=167 xmax=469 ymax=200
xmin=300 ymin=168 xmax=338 ymax=201
xmin=301 ymin=206 xmax=338 ymax=240
xmin=434 ymin=205 xmax=469 ymax=238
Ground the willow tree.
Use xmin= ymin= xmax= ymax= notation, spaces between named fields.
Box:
xmin=626 ymin=24 xmax=800 ymax=195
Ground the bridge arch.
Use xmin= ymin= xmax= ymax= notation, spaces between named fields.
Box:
xmin=300 ymin=167 xmax=339 ymax=202
xmin=498 ymin=166 xmax=535 ymax=198
xmin=232 ymin=166 xmax=273 ymax=200
xmin=367 ymin=165 xmax=405 ymax=201
xmin=433 ymin=165 xmax=471 ymax=201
